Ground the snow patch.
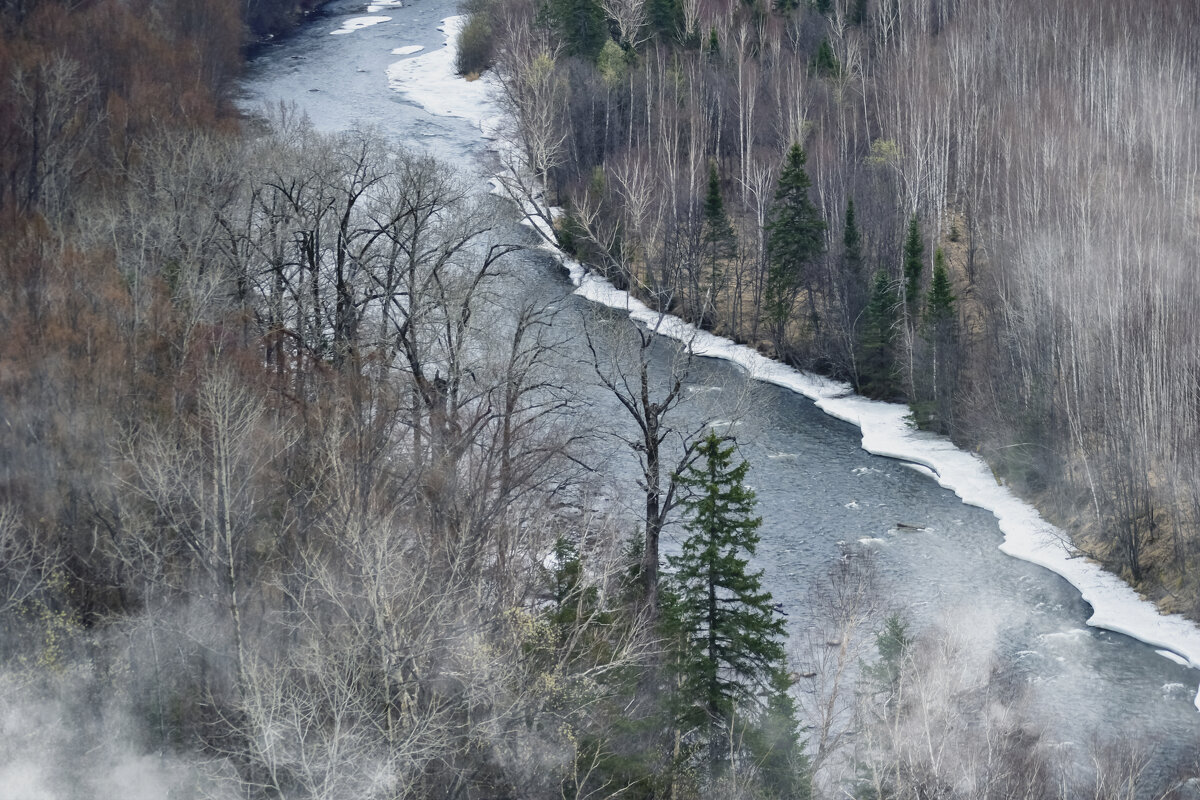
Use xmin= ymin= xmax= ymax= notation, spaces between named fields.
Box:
xmin=386 ymin=0 xmax=1200 ymax=709
xmin=385 ymin=16 xmax=504 ymax=137
xmin=1157 ymin=649 xmax=1190 ymax=666
xmin=331 ymin=16 xmax=391 ymax=34
xmin=391 ymin=45 xmax=424 ymax=55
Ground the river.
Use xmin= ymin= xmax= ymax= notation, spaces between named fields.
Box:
xmin=240 ymin=0 xmax=1200 ymax=789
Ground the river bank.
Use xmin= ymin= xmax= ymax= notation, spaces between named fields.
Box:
xmin=381 ymin=13 xmax=1200 ymax=696
xmin=241 ymin=2 xmax=1200 ymax=787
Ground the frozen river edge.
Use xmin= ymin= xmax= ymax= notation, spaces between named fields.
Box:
xmin=386 ymin=13 xmax=1200 ymax=709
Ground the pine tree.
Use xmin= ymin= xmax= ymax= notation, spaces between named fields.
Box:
xmin=921 ymin=248 xmax=958 ymax=432
xmin=702 ymin=161 xmax=737 ymax=317
xmin=902 ymin=216 xmax=924 ymax=319
xmin=841 ymin=199 xmax=867 ymax=333
xmin=663 ymin=432 xmax=801 ymax=786
xmin=925 ymin=247 xmax=955 ymax=324
xmin=851 ymin=0 xmax=868 ymax=25
xmin=843 ymin=199 xmax=862 ymax=277
xmin=549 ymin=0 xmax=608 ymax=58
xmin=764 ymin=144 xmax=826 ymax=346
xmin=858 ymin=269 xmax=899 ymax=398
xmin=812 ymin=38 xmax=839 ymax=77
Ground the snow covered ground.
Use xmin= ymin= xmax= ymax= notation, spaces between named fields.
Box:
xmin=385 ymin=11 xmax=1200 ymax=709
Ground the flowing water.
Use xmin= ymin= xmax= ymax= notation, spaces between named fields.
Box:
xmin=241 ymin=0 xmax=1200 ymax=787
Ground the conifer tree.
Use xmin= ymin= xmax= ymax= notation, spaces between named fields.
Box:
xmin=925 ymin=247 xmax=955 ymax=324
xmin=922 ymin=248 xmax=958 ymax=432
xmin=902 ymin=216 xmax=924 ymax=319
xmin=764 ymin=144 xmax=826 ymax=347
xmin=812 ymin=38 xmax=839 ymax=77
xmin=701 ymin=161 xmax=736 ymax=316
xmin=663 ymin=432 xmax=801 ymax=786
xmin=841 ymin=199 xmax=867 ymax=336
xmin=858 ymin=269 xmax=899 ymax=398
xmin=843 ymin=199 xmax=862 ymax=278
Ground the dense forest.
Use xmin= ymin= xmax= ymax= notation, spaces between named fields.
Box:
xmin=0 ymin=0 xmax=1198 ymax=797
xmin=468 ymin=0 xmax=1200 ymax=615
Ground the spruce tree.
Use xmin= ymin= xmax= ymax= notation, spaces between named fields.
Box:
xmin=843 ymin=199 xmax=862 ymax=277
xmin=858 ymin=269 xmax=899 ymax=398
xmin=921 ymin=248 xmax=958 ymax=432
xmin=764 ymin=144 xmax=826 ymax=345
xmin=702 ymin=161 xmax=737 ymax=314
xmin=902 ymin=216 xmax=924 ymax=319
xmin=663 ymin=432 xmax=800 ymax=785
xmin=925 ymin=247 xmax=955 ymax=324
xmin=851 ymin=0 xmax=868 ymax=25
xmin=812 ymin=38 xmax=839 ymax=77
xmin=841 ymin=199 xmax=867 ymax=332
xmin=549 ymin=0 xmax=608 ymax=58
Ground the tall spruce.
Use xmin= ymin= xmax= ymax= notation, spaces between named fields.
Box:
xmin=663 ymin=432 xmax=800 ymax=786
xmin=764 ymin=144 xmax=826 ymax=347
xmin=702 ymin=161 xmax=737 ymax=318
xmin=841 ymin=199 xmax=868 ymax=338
xmin=858 ymin=269 xmax=899 ymax=398
xmin=925 ymin=247 xmax=955 ymax=324
xmin=922 ymin=248 xmax=958 ymax=432
xmin=902 ymin=216 xmax=924 ymax=320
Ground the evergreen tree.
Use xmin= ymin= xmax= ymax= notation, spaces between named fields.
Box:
xmin=841 ymin=199 xmax=867 ymax=335
xmin=764 ymin=144 xmax=826 ymax=346
xmin=925 ymin=247 xmax=955 ymax=324
xmin=702 ymin=161 xmax=737 ymax=315
xmin=858 ymin=269 xmax=899 ymax=398
xmin=920 ymin=248 xmax=958 ymax=432
xmin=647 ymin=0 xmax=683 ymax=39
xmin=548 ymin=0 xmax=608 ymax=58
xmin=902 ymin=216 xmax=924 ymax=319
xmin=811 ymin=38 xmax=839 ymax=77
xmin=851 ymin=0 xmax=868 ymax=25
xmin=843 ymin=199 xmax=862 ymax=277
xmin=663 ymin=433 xmax=801 ymax=787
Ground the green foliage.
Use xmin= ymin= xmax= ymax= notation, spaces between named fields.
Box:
xmin=556 ymin=204 xmax=586 ymax=257
xmin=902 ymin=216 xmax=924 ymax=317
xmin=746 ymin=668 xmax=811 ymax=799
xmin=842 ymin=198 xmax=863 ymax=283
xmin=851 ymin=0 xmax=868 ymax=24
xmin=857 ymin=269 xmax=899 ymax=398
xmin=702 ymin=162 xmax=737 ymax=307
xmin=454 ymin=12 xmax=495 ymax=76
xmin=706 ymin=26 xmax=720 ymax=58
xmin=663 ymin=433 xmax=802 ymax=787
xmin=811 ymin=38 xmax=839 ymax=77
xmin=647 ymin=0 xmax=683 ymax=38
xmin=597 ymin=39 xmax=629 ymax=85
xmin=866 ymin=613 xmax=912 ymax=702
xmin=764 ymin=144 xmax=826 ymax=338
xmin=925 ymin=248 xmax=955 ymax=325
xmin=546 ymin=0 xmax=609 ymax=58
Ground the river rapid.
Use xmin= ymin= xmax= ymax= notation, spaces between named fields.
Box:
xmin=240 ymin=0 xmax=1200 ymax=787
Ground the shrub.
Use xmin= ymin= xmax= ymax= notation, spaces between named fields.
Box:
xmin=455 ymin=13 xmax=495 ymax=76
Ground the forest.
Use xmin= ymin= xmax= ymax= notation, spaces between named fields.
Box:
xmin=466 ymin=0 xmax=1200 ymax=616
xmin=0 ymin=0 xmax=1198 ymax=797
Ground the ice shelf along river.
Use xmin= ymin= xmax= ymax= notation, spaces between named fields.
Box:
xmin=241 ymin=0 xmax=1200 ymax=782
